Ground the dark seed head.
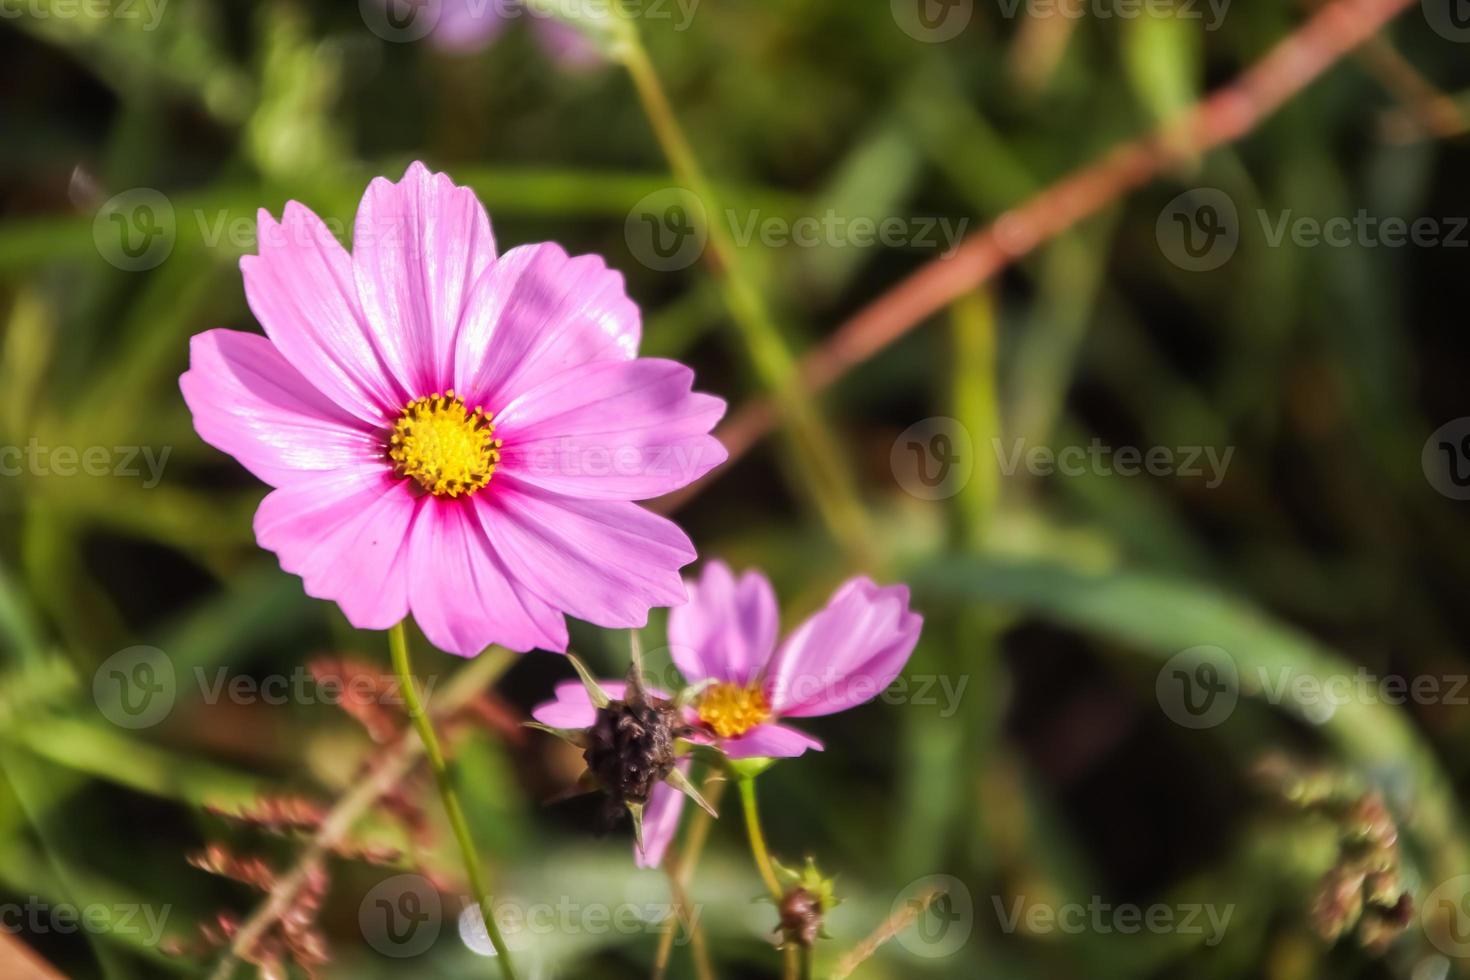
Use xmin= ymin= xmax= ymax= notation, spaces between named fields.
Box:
xmin=582 ymin=674 xmax=682 ymax=809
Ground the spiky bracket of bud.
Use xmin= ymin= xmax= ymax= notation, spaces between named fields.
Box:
xmin=527 ymin=646 xmax=718 ymax=850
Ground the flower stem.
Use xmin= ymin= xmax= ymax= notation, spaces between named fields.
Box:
xmin=610 ymin=17 xmax=874 ymax=564
xmin=736 ymin=775 xmax=783 ymax=901
xmin=388 ymin=621 xmax=518 ymax=980
xmin=737 ymin=776 xmax=798 ymax=980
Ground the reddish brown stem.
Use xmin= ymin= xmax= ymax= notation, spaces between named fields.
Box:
xmin=654 ymin=0 xmax=1420 ymax=515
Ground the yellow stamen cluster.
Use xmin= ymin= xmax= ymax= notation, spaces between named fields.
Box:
xmin=387 ymin=390 xmax=501 ymax=498
xmin=697 ymin=682 xmax=772 ymax=739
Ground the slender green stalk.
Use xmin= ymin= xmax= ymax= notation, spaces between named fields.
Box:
xmin=737 ymin=776 xmax=799 ymax=980
xmin=800 ymin=946 xmax=814 ymax=980
xmin=737 ymin=776 xmax=783 ymax=900
xmin=388 ymin=621 xmax=518 ymax=980
xmin=610 ymin=16 xmax=873 ymax=564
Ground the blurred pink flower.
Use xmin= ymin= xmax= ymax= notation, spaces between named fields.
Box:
xmin=532 ymin=561 xmax=923 ymax=865
xmin=431 ymin=0 xmax=602 ymax=65
xmin=181 ymin=162 xmax=725 ymax=657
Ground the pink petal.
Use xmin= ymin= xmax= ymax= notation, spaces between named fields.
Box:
xmin=721 ymin=723 xmax=823 ymax=760
xmin=495 ymin=359 xmax=726 ymax=500
xmin=636 ymin=767 xmax=688 ymax=869
xmin=353 ymin=161 xmax=496 ymax=396
xmin=452 ymin=243 xmax=639 ymax=410
xmin=530 ymin=679 xmax=670 ymax=729
xmin=764 ymin=579 xmax=923 ymax=718
xmin=406 ymin=499 xmax=568 ymax=657
xmin=476 ymin=476 xmax=693 ymax=629
xmin=667 ymin=561 xmax=779 ymax=687
xmin=253 ymin=468 xmax=417 ymax=630
xmin=533 ymin=18 xmax=604 ymax=67
xmin=181 ymin=329 xmax=382 ymax=487
xmin=241 ymin=203 xmax=403 ymax=423
xmin=431 ymin=0 xmax=512 ymax=52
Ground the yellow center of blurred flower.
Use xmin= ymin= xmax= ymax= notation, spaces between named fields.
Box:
xmin=388 ymin=391 xmax=501 ymax=498
xmin=697 ymin=682 xmax=771 ymax=739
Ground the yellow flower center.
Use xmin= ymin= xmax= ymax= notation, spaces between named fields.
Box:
xmin=387 ymin=391 xmax=501 ymax=498
xmin=697 ymin=682 xmax=771 ymax=739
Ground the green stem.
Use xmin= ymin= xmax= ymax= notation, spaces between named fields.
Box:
xmin=738 ymin=776 xmax=801 ymax=980
xmin=800 ymin=945 xmax=814 ymax=980
xmin=737 ymin=776 xmax=783 ymax=900
xmin=388 ymin=621 xmax=518 ymax=980
xmin=611 ymin=18 xmax=873 ymax=564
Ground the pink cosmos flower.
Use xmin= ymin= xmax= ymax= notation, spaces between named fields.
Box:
xmin=532 ymin=561 xmax=922 ymax=865
xmin=180 ymin=162 xmax=726 ymax=657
